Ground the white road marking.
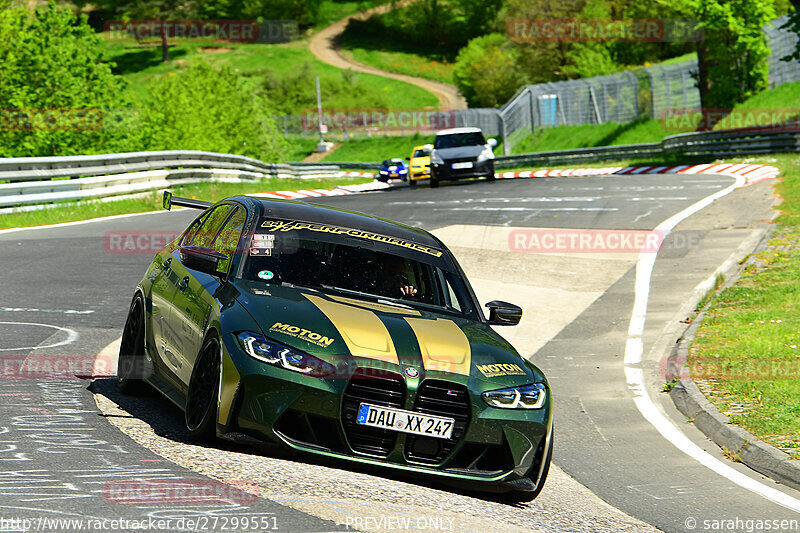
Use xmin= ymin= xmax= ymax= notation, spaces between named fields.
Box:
xmin=434 ymin=207 xmax=619 ymax=212
xmin=388 ymin=196 xmax=689 ymax=206
xmin=623 ymin=176 xmax=800 ymax=513
xmin=0 ymin=322 xmax=78 ymax=352
xmin=0 ymin=307 xmax=93 ymax=315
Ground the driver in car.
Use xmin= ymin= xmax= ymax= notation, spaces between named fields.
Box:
xmin=377 ymin=255 xmax=417 ymax=299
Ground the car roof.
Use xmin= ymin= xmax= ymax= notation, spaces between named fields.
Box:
xmin=435 ymin=127 xmax=483 ymax=136
xmin=231 ymin=196 xmax=443 ymax=249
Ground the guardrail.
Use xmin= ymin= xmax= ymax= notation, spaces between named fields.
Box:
xmin=0 ymin=150 xmax=356 ymax=209
xmin=1 ymin=127 xmax=797 ymax=209
xmin=291 ymin=127 xmax=800 ymax=170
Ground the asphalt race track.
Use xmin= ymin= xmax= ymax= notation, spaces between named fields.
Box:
xmin=1 ymin=173 xmax=798 ymax=532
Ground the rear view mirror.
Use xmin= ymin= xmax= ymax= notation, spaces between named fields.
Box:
xmin=180 ymin=246 xmax=229 ymax=276
xmin=485 ymin=300 xmax=522 ymax=326
xmin=423 ymin=144 xmax=433 ymax=152
xmin=487 ymin=138 xmax=498 ymax=148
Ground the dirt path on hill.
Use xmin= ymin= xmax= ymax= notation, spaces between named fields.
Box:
xmin=308 ymin=3 xmax=467 ymax=110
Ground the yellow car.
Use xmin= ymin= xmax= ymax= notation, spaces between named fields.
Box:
xmin=407 ymin=145 xmax=431 ymax=186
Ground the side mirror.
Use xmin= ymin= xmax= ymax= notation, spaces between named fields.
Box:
xmin=485 ymin=300 xmax=522 ymax=326
xmin=487 ymin=138 xmax=498 ymax=148
xmin=405 ymin=157 xmax=410 ymax=161
xmin=163 ymin=191 xmax=173 ymax=211
xmin=423 ymin=144 xmax=433 ymax=152
xmin=180 ymin=246 xmax=229 ymax=276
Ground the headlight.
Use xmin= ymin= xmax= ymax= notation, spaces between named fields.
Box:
xmin=236 ymin=332 xmax=335 ymax=378
xmin=431 ymin=151 xmax=444 ymax=165
xmin=482 ymin=383 xmax=546 ymax=409
xmin=399 ymin=169 xmax=407 ymax=174
xmin=476 ymin=146 xmax=495 ymax=163
xmin=379 ymin=170 xmax=388 ymax=175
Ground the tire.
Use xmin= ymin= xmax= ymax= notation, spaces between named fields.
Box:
xmin=409 ymin=179 xmax=417 ymax=188
xmin=502 ymin=425 xmax=553 ymax=503
xmin=430 ymin=172 xmax=440 ymax=188
xmin=486 ymin=163 xmax=496 ymax=181
xmin=118 ymin=295 xmax=148 ymax=395
xmin=185 ymin=336 xmax=221 ymax=442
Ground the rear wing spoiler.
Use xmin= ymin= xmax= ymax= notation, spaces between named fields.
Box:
xmin=163 ymin=191 xmax=213 ymax=211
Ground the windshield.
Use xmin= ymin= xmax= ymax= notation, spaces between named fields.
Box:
xmin=413 ymin=149 xmax=428 ymax=157
xmin=434 ymin=132 xmax=487 ymax=149
xmin=241 ymin=219 xmax=478 ymax=319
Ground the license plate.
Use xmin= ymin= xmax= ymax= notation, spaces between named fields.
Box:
xmin=357 ymin=403 xmax=455 ymax=439
xmin=452 ymin=162 xmax=473 ymax=169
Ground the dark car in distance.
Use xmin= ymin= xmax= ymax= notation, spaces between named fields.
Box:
xmin=426 ymin=127 xmax=497 ymax=188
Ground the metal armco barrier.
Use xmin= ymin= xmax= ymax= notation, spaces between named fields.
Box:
xmin=0 ymin=126 xmax=797 ymax=208
xmin=0 ymin=150 xmax=351 ymax=208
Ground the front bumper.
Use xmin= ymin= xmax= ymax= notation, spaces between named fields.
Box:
xmin=432 ymin=159 xmax=494 ymax=181
xmin=221 ymin=339 xmax=551 ymax=491
xmin=410 ymin=166 xmax=430 ymax=180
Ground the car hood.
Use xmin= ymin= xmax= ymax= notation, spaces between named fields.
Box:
xmin=232 ymin=281 xmax=544 ymax=389
xmin=434 ymin=145 xmax=485 ymax=160
xmin=410 ymin=156 xmax=429 ymax=165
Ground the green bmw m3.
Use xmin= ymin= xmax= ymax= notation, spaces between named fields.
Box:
xmin=118 ymin=192 xmax=553 ymax=501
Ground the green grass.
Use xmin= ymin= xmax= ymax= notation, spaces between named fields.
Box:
xmin=338 ymin=46 xmax=455 ymax=85
xmin=689 ymin=153 xmax=800 ymax=459
xmin=711 ymin=80 xmax=800 ymax=130
xmin=102 ymin=39 xmax=438 ymax=112
xmin=336 ymin=8 xmax=456 ymax=85
xmin=313 ymin=0 xmax=386 ymax=31
xmin=510 ymin=118 xmax=671 ymax=154
xmin=320 ymin=133 xmax=435 ymax=162
xmin=0 ymin=176 xmax=371 ymax=230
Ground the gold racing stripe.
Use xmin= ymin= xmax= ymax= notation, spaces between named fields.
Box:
xmin=328 ymin=295 xmax=421 ymax=316
xmin=404 ymin=317 xmax=471 ymax=376
xmin=305 ymin=294 xmax=399 ymax=364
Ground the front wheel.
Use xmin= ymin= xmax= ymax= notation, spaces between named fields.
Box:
xmin=430 ymin=173 xmax=440 ymax=188
xmin=185 ymin=336 xmax=221 ymax=442
xmin=118 ymin=295 xmax=148 ymax=395
xmin=485 ymin=163 xmax=496 ymax=181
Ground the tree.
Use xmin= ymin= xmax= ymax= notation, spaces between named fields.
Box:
xmin=138 ymin=62 xmax=287 ymax=161
xmin=666 ymin=0 xmax=775 ymax=121
xmin=0 ymin=2 xmax=123 ymax=156
xmin=454 ymin=34 xmax=528 ymax=107
xmin=781 ymin=0 xmax=800 ymax=62
xmin=81 ymin=0 xmax=198 ymax=62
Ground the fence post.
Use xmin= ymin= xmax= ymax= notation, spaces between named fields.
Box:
xmin=499 ymin=112 xmax=510 ymax=155
xmin=528 ymin=87 xmax=536 ymax=133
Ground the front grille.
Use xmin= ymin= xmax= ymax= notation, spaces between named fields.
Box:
xmin=405 ymin=380 xmax=470 ymax=464
xmin=341 ymin=369 xmax=405 ymax=456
